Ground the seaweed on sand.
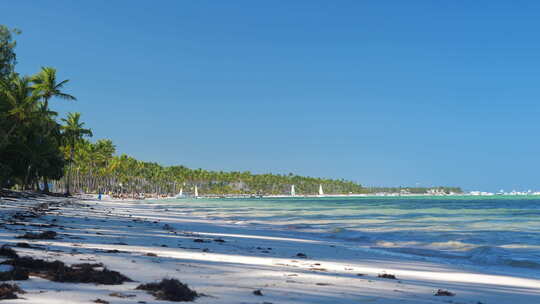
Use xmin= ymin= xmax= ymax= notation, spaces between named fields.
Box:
xmin=136 ymin=278 xmax=198 ymax=302
xmin=1 ymin=257 xmax=132 ymax=284
xmin=0 ymin=283 xmax=25 ymax=300
xmin=51 ymin=263 xmax=132 ymax=284
xmin=0 ymin=246 xmax=28 ymax=281
xmin=434 ymin=289 xmax=455 ymax=296
xmin=378 ymin=273 xmax=397 ymax=280
xmin=16 ymin=231 xmax=57 ymax=240
xmin=0 ymin=246 xmax=18 ymax=258
xmin=0 ymin=266 xmax=29 ymax=281
xmin=14 ymin=243 xmax=43 ymax=250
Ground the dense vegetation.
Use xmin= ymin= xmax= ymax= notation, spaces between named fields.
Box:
xmin=0 ymin=25 xmax=462 ymax=197
xmin=50 ymin=139 xmax=365 ymax=196
xmin=0 ymin=26 xmax=69 ymax=192
xmin=0 ymin=25 xmax=364 ymax=196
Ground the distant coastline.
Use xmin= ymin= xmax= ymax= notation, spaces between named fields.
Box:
xmin=152 ymin=191 xmax=540 ymax=200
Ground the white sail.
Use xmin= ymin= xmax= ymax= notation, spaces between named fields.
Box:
xmin=291 ymin=185 xmax=296 ymax=196
xmin=319 ymin=184 xmax=324 ymax=196
xmin=194 ymin=185 xmax=199 ymax=197
xmin=177 ymin=188 xmax=183 ymax=197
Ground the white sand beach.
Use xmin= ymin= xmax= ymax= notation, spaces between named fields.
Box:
xmin=1 ymin=195 xmax=539 ymax=304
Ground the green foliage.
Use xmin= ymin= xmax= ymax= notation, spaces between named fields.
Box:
xmin=59 ymin=143 xmax=365 ymax=195
xmin=0 ymin=27 xmax=75 ymax=190
xmin=32 ymin=66 xmax=76 ymax=109
xmin=0 ymin=25 xmax=20 ymax=78
xmin=0 ymin=72 xmax=70 ymax=189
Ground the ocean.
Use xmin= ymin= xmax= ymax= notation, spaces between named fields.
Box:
xmin=155 ymin=196 xmax=540 ymax=277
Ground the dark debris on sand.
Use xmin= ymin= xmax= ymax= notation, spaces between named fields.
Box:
xmin=0 ymin=246 xmax=28 ymax=281
xmin=136 ymin=278 xmax=198 ymax=302
xmin=0 ymin=283 xmax=25 ymax=300
xmin=1 ymin=256 xmax=132 ymax=284
xmin=0 ymin=189 xmax=45 ymax=199
xmin=0 ymin=263 xmax=29 ymax=281
xmin=14 ymin=242 xmax=38 ymax=249
xmin=16 ymin=230 xmax=57 ymax=240
xmin=109 ymin=292 xmax=136 ymax=298
xmin=378 ymin=273 xmax=397 ymax=280
xmin=0 ymin=245 xmax=18 ymax=259
xmin=434 ymin=289 xmax=455 ymax=296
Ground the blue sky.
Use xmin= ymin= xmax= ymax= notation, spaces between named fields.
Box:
xmin=4 ymin=1 xmax=540 ymax=191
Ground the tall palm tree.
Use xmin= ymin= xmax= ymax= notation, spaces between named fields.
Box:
xmin=31 ymin=67 xmax=76 ymax=192
xmin=0 ymin=76 xmax=40 ymax=189
xmin=0 ymin=76 xmax=39 ymax=148
xmin=32 ymin=67 xmax=76 ymax=110
xmin=61 ymin=112 xmax=92 ymax=195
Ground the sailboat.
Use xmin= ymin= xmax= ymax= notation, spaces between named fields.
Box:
xmin=318 ymin=184 xmax=324 ymax=196
xmin=175 ymin=188 xmax=184 ymax=198
xmin=291 ymin=185 xmax=296 ymax=196
xmin=194 ymin=185 xmax=199 ymax=198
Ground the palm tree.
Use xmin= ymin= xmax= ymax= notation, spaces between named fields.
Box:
xmin=0 ymin=76 xmax=39 ymax=139
xmin=61 ymin=112 xmax=92 ymax=195
xmin=30 ymin=67 xmax=76 ymax=192
xmin=0 ymin=76 xmax=40 ymax=188
xmin=32 ymin=67 xmax=76 ymax=110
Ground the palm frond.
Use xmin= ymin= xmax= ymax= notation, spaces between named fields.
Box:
xmin=56 ymin=92 xmax=77 ymax=101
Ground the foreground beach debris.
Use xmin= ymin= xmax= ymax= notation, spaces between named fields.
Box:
xmin=0 ymin=246 xmax=17 ymax=259
xmin=377 ymin=273 xmax=397 ymax=280
xmin=0 ymin=283 xmax=24 ymax=300
xmin=16 ymin=230 xmax=57 ymax=240
xmin=0 ymin=248 xmax=132 ymax=284
xmin=136 ymin=278 xmax=198 ymax=302
xmin=434 ymin=289 xmax=455 ymax=296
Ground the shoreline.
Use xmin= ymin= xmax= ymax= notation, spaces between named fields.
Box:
xmin=1 ymin=195 xmax=539 ymax=303
xmin=80 ymin=193 xmax=540 ymax=201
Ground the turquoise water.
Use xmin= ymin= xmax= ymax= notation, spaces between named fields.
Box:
xmin=160 ymin=196 xmax=540 ymax=273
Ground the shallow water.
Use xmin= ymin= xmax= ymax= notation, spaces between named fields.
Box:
xmin=155 ymin=196 xmax=540 ymax=275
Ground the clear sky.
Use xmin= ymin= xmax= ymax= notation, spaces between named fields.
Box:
xmin=4 ymin=1 xmax=540 ymax=191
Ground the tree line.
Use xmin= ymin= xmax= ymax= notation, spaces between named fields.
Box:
xmin=0 ymin=25 xmax=89 ymax=194
xmin=0 ymin=25 xmax=462 ymax=197
xmin=0 ymin=25 xmax=365 ymax=197
xmin=50 ymin=139 xmax=367 ymax=196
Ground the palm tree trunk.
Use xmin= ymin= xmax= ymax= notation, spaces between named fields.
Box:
xmin=43 ymin=97 xmax=49 ymax=111
xmin=43 ymin=177 xmax=50 ymax=193
xmin=66 ymin=145 xmax=74 ymax=195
